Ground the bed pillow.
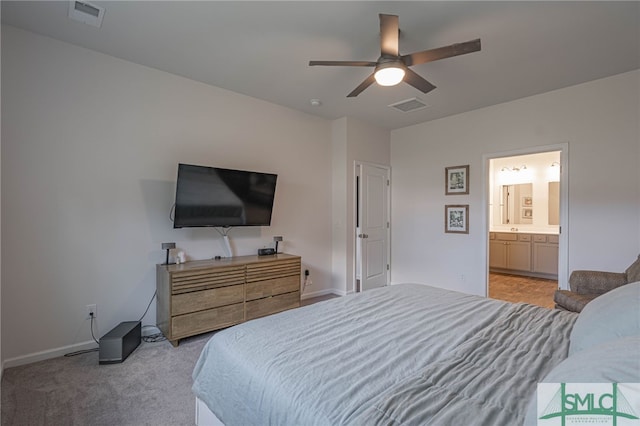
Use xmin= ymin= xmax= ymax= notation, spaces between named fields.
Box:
xmin=568 ymin=281 xmax=640 ymax=356
xmin=523 ymin=335 xmax=640 ymax=426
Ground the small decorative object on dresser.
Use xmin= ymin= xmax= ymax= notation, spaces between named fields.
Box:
xmin=156 ymin=253 xmax=301 ymax=346
xmin=273 ymin=236 xmax=283 ymax=253
xmin=161 ymin=242 xmax=176 ymax=265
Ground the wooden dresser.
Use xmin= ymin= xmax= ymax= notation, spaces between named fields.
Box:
xmin=156 ymin=253 xmax=301 ymax=346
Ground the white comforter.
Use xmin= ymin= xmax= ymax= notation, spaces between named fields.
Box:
xmin=192 ymin=283 xmax=577 ymax=425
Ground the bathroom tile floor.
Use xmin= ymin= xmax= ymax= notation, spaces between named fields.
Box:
xmin=489 ymin=272 xmax=557 ymax=309
xmin=303 ymin=275 xmax=557 ymax=310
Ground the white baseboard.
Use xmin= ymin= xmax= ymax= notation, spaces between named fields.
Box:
xmin=3 ymin=340 xmax=98 ymax=369
xmin=301 ymin=288 xmax=343 ymax=299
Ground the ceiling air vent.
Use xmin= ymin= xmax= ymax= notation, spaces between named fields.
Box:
xmin=68 ymin=1 xmax=105 ymax=28
xmin=388 ymin=97 xmax=430 ymax=113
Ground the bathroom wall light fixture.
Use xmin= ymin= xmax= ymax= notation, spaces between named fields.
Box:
xmin=501 ymin=165 xmax=527 ymax=172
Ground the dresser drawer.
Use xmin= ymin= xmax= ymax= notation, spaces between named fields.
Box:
xmin=548 ymin=235 xmax=559 ymax=244
xmin=518 ymin=234 xmax=532 ymax=242
xmin=533 ymin=234 xmax=547 ymax=242
xmin=172 ymin=303 xmax=244 ymax=338
xmin=246 ymin=291 xmax=300 ymax=321
xmin=172 ymin=284 xmax=244 ymax=316
xmin=246 ymin=258 xmax=301 ymax=282
xmin=171 ymin=265 xmax=245 ymax=294
xmin=246 ymin=275 xmax=299 ymax=301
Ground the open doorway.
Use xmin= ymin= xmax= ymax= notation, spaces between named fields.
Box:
xmin=486 ymin=146 xmax=568 ymax=308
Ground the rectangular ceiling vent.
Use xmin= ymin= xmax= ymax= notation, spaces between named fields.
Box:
xmin=388 ymin=97 xmax=430 ymax=113
xmin=68 ymin=1 xmax=105 ymax=28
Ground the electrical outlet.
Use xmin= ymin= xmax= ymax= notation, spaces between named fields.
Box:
xmin=86 ymin=304 xmax=97 ymax=320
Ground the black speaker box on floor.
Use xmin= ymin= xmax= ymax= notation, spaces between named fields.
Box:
xmin=99 ymin=321 xmax=141 ymax=365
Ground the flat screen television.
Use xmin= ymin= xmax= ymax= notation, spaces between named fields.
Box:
xmin=173 ymin=163 xmax=277 ymax=228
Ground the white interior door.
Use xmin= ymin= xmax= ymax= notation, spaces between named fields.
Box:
xmin=357 ymin=163 xmax=390 ymax=292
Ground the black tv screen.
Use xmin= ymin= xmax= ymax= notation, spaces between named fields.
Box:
xmin=173 ymin=164 xmax=277 ymax=228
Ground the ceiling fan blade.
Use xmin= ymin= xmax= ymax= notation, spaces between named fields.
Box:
xmin=309 ymin=60 xmax=376 ymax=67
xmin=402 ymin=38 xmax=481 ymax=66
xmin=403 ymin=68 xmax=436 ymax=94
xmin=379 ymin=14 xmax=399 ymax=57
xmin=347 ymin=73 xmax=376 ymax=97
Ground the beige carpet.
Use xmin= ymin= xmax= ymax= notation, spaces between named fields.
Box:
xmin=2 ymin=295 xmax=337 ymax=426
xmin=1 ymin=332 xmax=213 ymax=426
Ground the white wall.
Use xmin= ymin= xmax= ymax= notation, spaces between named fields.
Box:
xmin=1 ymin=26 xmax=333 ymax=365
xmin=391 ymin=70 xmax=640 ymax=295
xmin=331 ymin=118 xmax=348 ymax=296
xmin=331 ymin=117 xmax=390 ymax=295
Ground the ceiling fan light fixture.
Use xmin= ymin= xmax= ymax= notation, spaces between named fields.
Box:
xmin=374 ymin=62 xmax=405 ymax=86
xmin=309 ymin=14 xmax=480 ymax=97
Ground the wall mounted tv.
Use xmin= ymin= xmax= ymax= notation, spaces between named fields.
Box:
xmin=173 ymin=163 xmax=277 ymax=228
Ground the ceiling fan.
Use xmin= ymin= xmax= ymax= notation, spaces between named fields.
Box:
xmin=309 ymin=14 xmax=481 ymax=97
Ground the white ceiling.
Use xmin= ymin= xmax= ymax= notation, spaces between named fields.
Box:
xmin=2 ymin=1 xmax=639 ymax=130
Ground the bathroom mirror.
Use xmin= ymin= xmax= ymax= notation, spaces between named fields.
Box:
xmin=548 ymin=182 xmax=560 ymax=225
xmin=501 ymin=183 xmax=533 ymax=225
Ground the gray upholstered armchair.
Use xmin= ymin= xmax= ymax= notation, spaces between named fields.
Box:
xmin=554 ymin=254 xmax=640 ymax=312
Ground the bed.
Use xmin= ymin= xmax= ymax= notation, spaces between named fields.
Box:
xmin=192 ymin=282 xmax=640 ymax=426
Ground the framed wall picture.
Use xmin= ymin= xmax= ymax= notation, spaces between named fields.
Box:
xmin=522 ymin=208 xmax=533 ymax=219
xmin=522 ymin=196 xmax=533 ymax=207
xmin=445 ymin=204 xmax=469 ymax=234
xmin=445 ymin=165 xmax=469 ymax=195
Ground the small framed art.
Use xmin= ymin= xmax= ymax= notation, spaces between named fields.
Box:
xmin=445 ymin=204 xmax=469 ymax=234
xmin=445 ymin=165 xmax=469 ymax=195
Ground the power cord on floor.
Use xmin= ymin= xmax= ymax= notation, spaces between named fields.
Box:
xmin=139 ymin=290 xmax=167 ymax=343
xmin=142 ymin=332 xmax=167 ymax=343
xmin=65 ymin=314 xmax=99 ymax=357
xmin=64 ymin=348 xmax=98 ymax=357
xmin=141 ymin=324 xmax=166 ymax=343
